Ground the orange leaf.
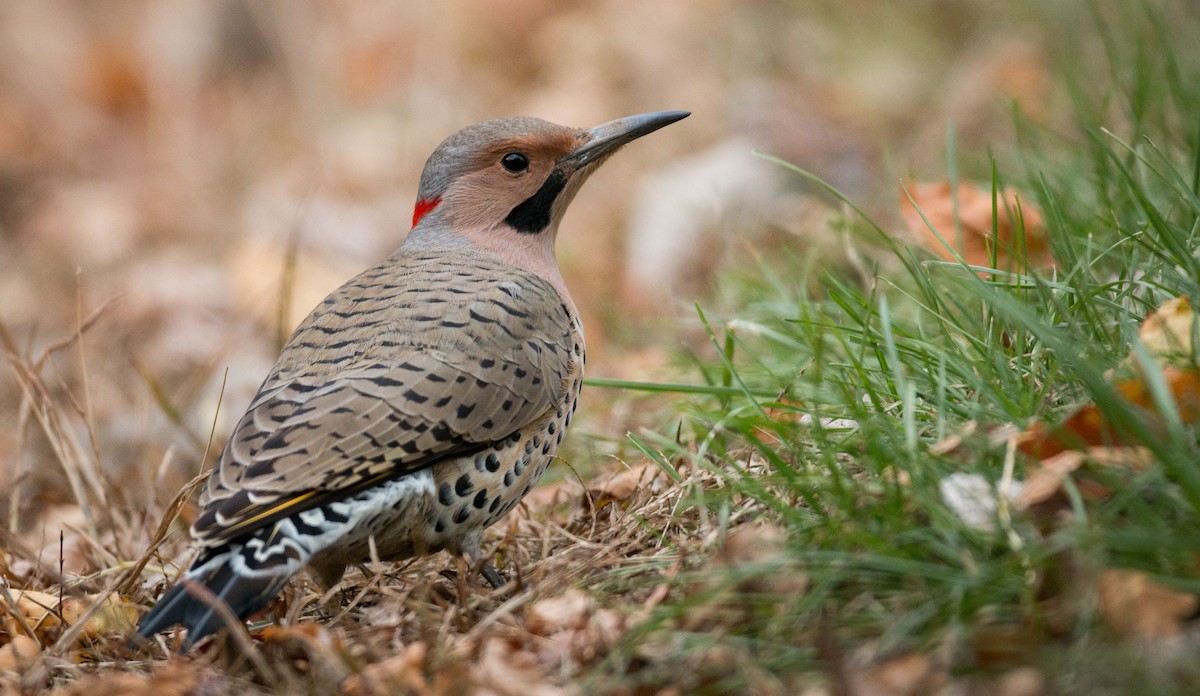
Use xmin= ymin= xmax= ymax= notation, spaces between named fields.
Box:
xmin=900 ymin=181 xmax=1052 ymax=273
xmin=1018 ymin=367 xmax=1200 ymax=460
xmin=1097 ymin=569 xmax=1198 ymax=638
xmin=1014 ymin=450 xmax=1085 ymax=509
xmin=1138 ymin=296 xmax=1197 ymax=365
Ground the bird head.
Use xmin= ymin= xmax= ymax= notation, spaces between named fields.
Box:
xmin=401 ymin=111 xmax=688 ymax=298
xmin=409 ymin=111 xmax=689 ymax=237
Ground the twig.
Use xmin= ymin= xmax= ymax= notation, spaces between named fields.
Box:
xmin=73 ymin=271 xmax=110 ymax=513
xmin=119 ymin=367 xmax=227 ymax=594
xmin=0 ymin=316 xmax=106 ymax=539
xmin=30 ymin=294 xmax=121 ymax=374
xmin=0 ymin=577 xmax=39 ymax=641
xmin=116 ymin=470 xmax=210 ymax=595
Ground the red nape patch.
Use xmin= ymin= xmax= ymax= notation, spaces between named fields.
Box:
xmin=412 ymin=197 xmax=441 ymax=227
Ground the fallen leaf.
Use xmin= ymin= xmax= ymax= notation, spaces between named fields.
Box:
xmin=1018 ymin=367 xmax=1200 ymax=460
xmin=993 ymin=667 xmax=1047 ymax=696
xmin=342 ymin=642 xmax=428 ymax=696
xmin=259 ymin=622 xmax=351 ymax=684
xmin=1138 ymin=296 xmax=1198 ymax=365
xmin=526 ymin=589 xmax=594 ymax=636
xmin=473 ymin=637 xmax=576 ymax=696
xmin=0 ymin=635 xmax=40 ymax=672
xmin=46 ymin=673 xmax=149 ymax=696
xmin=930 ymin=421 xmax=1021 ymax=458
xmin=43 ymin=665 xmax=213 ymax=696
xmin=970 ymin=622 xmax=1045 ymax=669
xmin=1016 ymin=446 xmax=1158 ymax=509
xmin=1097 ymin=568 xmax=1198 ymax=638
xmin=1014 ymin=450 xmax=1085 ymax=509
xmin=586 ymin=463 xmax=665 ymax=511
xmin=524 ymin=590 xmax=627 ymax=669
xmin=900 ymin=181 xmax=1052 ymax=273
xmin=4 ymin=590 xmax=137 ymax=642
xmin=848 ymin=652 xmax=946 ymax=696
xmin=682 ymin=522 xmax=806 ymax=633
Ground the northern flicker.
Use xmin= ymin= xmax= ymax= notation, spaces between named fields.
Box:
xmin=135 ymin=110 xmax=689 ymax=647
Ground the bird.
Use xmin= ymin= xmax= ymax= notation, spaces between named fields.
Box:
xmin=134 ymin=110 xmax=690 ymax=648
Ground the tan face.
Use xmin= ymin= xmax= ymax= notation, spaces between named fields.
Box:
xmin=440 ymin=129 xmax=585 ymax=233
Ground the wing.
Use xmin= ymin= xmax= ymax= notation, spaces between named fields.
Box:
xmin=192 ymin=252 xmax=577 ymax=545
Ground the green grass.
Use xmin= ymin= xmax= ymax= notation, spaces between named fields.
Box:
xmin=584 ymin=1 xmax=1200 ymax=692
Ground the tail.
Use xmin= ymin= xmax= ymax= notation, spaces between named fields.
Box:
xmin=135 ymin=531 xmax=309 ymax=648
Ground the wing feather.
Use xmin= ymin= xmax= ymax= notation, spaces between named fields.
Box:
xmin=192 ymin=252 xmax=577 ymax=546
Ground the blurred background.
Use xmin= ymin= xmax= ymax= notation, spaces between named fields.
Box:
xmin=0 ymin=0 xmax=1080 ymax=536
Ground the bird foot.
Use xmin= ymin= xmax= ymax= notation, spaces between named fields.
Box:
xmin=481 ymin=562 xmax=505 ymax=589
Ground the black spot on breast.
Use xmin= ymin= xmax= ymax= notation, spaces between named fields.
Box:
xmin=473 ymin=490 xmax=488 ymax=509
xmin=455 ymin=473 xmax=472 ymax=496
xmin=485 ymin=453 xmax=500 ymax=472
xmin=453 ymin=506 xmax=470 ymax=524
xmin=438 ymin=483 xmax=453 ymax=505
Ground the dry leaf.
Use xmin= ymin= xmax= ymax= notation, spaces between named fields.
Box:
xmin=526 ymin=589 xmax=594 ymax=636
xmin=970 ymin=622 xmax=1045 ymax=669
xmin=0 ymin=635 xmax=40 ymax=672
xmin=848 ymin=652 xmax=946 ymax=696
xmin=259 ymin=622 xmax=351 ymax=684
xmin=586 ymin=463 xmax=665 ymax=511
xmin=682 ymin=523 xmax=806 ymax=633
xmin=42 ymin=665 xmax=211 ymax=696
xmin=1138 ymin=296 xmax=1198 ymax=365
xmin=342 ymin=642 xmax=428 ymax=696
xmin=524 ymin=590 xmax=626 ymax=669
xmin=1018 ymin=367 xmax=1200 ymax=460
xmin=712 ymin=522 xmax=806 ymax=595
xmin=993 ymin=667 xmax=1047 ymax=696
xmin=510 ymin=479 xmax=581 ymax=522
xmin=1016 ymin=447 xmax=1157 ymax=509
xmin=1097 ymin=568 xmax=1198 ymax=638
xmin=1014 ymin=450 xmax=1085 ymax=509
xmin=473 ymin=637 xmax=575 ymax=696
xmin=1019 ymin=298 xmax=1200 ymax=461
xmin=900 ymin=181 xmax=1052 ymax=273
xmin=4 ymin=590 xmax=137 ymax=642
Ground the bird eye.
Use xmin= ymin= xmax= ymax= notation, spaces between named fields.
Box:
xmin=501 ymin=152 xmax=529 ymax=173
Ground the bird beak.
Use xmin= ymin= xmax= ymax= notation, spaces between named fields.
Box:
xmin=559 ymin=110 xmax=690 ymax=169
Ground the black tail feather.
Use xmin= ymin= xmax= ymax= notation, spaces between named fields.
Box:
xmin=180 ymin=562 xmax=289 ymax=648
xmin=135 ymin=554 xmax=292 ymax=649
